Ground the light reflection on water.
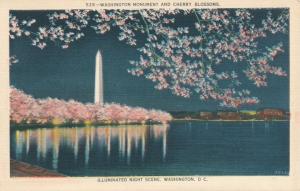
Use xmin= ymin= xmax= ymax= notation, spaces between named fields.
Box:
xmin=13 ymin=125 xmax=169 ymax=170
xmin=11 ymin=121 xmax=289 ymax=176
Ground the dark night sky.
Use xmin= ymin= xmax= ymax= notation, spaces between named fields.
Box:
xmin=9 ymin=9 xmax=289 ymax=112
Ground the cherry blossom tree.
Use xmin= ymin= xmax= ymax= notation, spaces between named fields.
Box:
xmin=10 ymin=87 xmax=172 ymax=125
xmin=10 ymin=87 xmax=37 ymax=123
xmin=9 ymin=9 xmax=289 ymax=107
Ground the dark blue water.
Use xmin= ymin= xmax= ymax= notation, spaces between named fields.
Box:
xmin=10 ymin=121 xmax=289 ymax=176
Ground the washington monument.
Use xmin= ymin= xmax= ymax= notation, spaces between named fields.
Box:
xmin=94 ymin=50 xmax=104 ymax=104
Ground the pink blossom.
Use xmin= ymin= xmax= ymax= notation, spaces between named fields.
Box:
xmin=10 ymin=87 xmax=172 ymax=125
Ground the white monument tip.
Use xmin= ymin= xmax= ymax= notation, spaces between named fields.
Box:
xmin=97 ymin=50 xmax=101 ymax=55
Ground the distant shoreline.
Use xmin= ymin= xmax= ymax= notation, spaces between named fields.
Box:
xmin=172 ymin=119 xmax=289 ymax=122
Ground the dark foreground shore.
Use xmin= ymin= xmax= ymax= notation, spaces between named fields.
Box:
xmin=10 ymin=159 xmax=66 ymax=177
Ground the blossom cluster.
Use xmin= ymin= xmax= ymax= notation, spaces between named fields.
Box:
xmin=10 ymin=87 xmax=172 ymax=125
xmin=9 ymin=9 xmax=289 ymax=108
xmin=126 ymin=9 xmax=288 ymax=107
xmin=9 ymin=14 xmax=36 ymax=39
xmin=9 ymin=55 xmax=19 ymax=65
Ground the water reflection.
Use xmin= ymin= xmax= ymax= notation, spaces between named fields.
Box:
xmin=13 ymin=124 xmax=169 ymax=168
xmin=11 ymin=121 xmax=289 ymax=176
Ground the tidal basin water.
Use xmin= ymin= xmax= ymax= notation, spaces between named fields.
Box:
xmin=10 ymin=121 xmax=289 ymax=176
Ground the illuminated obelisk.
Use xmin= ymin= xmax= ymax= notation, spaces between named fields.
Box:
xmin=94 ymin=50 xmax=104 ymax=104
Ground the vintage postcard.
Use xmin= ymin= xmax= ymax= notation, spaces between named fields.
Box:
xmin=0 ymin=0 xmax=300 ymax=190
